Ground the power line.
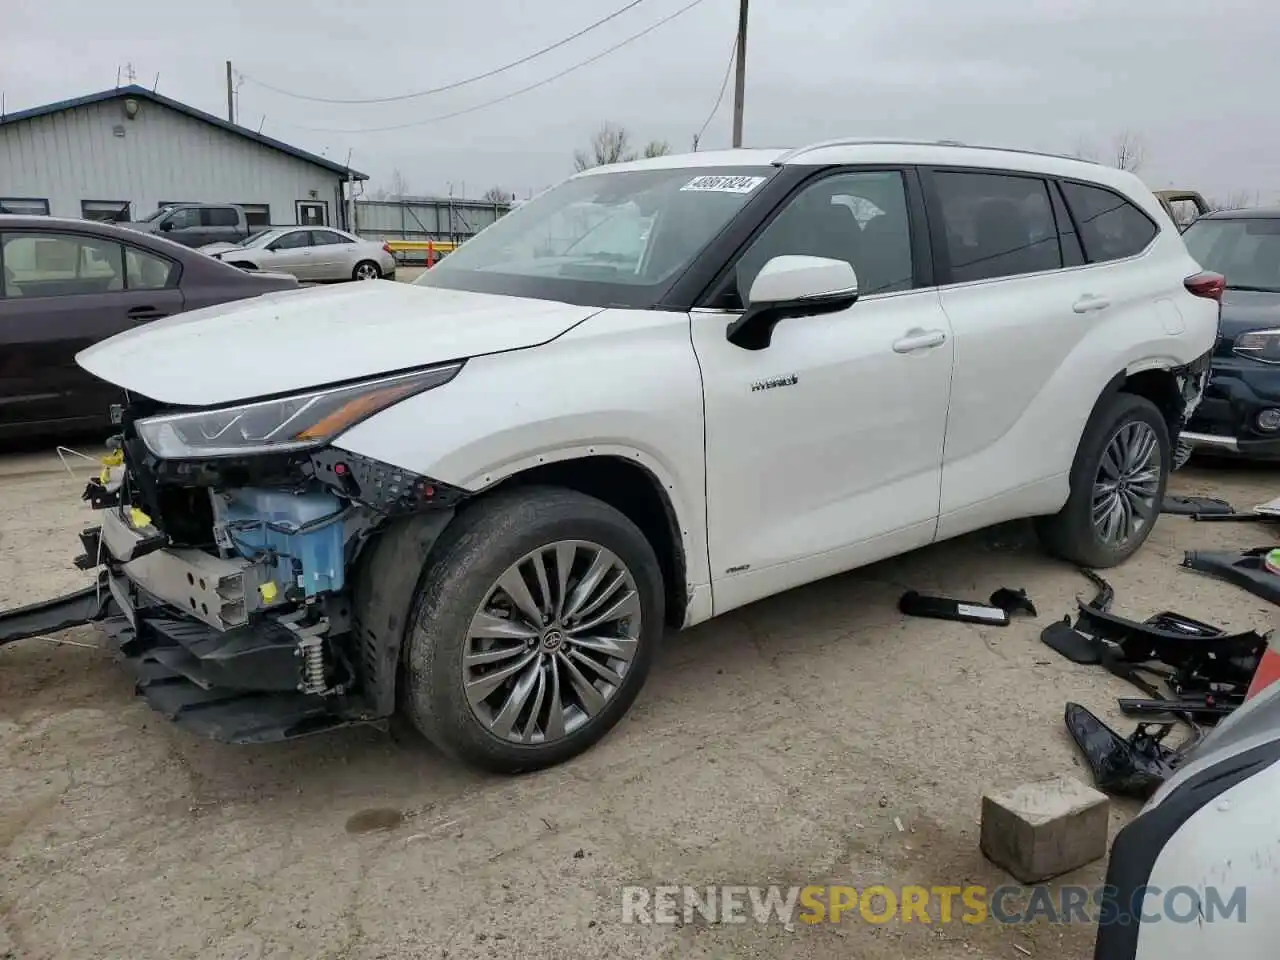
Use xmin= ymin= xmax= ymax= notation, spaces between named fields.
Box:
xmin=275 ymin=0 xmax=709 ymax=135
xmin=241 ymin=0 xmax=650 ymax=105
xmin=693 ymin=35 xmax=736 ymax=150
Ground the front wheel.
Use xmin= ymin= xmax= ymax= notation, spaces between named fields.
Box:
xmin=400 ymin=486 xmax=664 ymax=773
xmin=1036 ymin=393 xmax=1170 ymax=568
xmin=352 ymin=260 xmax=381 ymax=280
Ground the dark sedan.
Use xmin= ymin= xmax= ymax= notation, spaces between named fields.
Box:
xmin=0 ymin=215 xmax=297 ymax=439
xmin=1181 ymin=208 xmax=1280 ymax=458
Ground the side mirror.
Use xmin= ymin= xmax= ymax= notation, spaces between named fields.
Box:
xmin=726 ymin=256 xmax=859 ymax=351
xmin=159 ymin=220 xmax=174 ymax=232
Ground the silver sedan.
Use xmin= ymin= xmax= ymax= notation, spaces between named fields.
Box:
xmin=199 ymin=227 xmax=397 ymax=282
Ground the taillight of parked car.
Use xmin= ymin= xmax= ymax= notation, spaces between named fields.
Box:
xmin=382 ymin=243 xmax=393 ymax=255
xmin=1184 ymin=271 xmax=1226 ymax=301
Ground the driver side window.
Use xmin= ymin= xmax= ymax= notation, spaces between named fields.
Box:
xmin=732 ymin=171 xmax=914 ymax=306
xmin=164 ymin=207 xmax=200 ymax=230
xmin=270 ymin=231 xmax=311 ymax=250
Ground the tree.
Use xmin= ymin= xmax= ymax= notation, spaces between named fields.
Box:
xmin=1072 ymin=131 xmax=1146 ymax=173
xmin=573 ymin=123 xmax=636 ymax=172
xmin=388 ymin=168 xmax=411 ymax=200
xmin=1110 ymin=131 xmax=1145 ymax=173
xmin=1207 ymin=189 xmax=1259 ymax=211
xmin=481 ymin=186 xmax=512 ymax=204
xmin=643 ymin=140 xmax=672 ymax=159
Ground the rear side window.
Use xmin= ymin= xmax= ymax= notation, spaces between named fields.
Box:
xmin=933 ymin=171 xmax=1061 ymax=283
xmin=1058 ymin=182 xmax=1157 ymax=263
xmin=204 ymin=208 xmax=240 ymax=227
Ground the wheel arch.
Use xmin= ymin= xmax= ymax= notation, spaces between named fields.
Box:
xmin=349 ymin=453 xmax=692 ymax=720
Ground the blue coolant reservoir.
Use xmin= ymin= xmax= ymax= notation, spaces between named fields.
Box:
xmin=212 ymin=489 xmax=346 ymax=596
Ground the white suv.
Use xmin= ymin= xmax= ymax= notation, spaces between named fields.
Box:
xmin=71 ymin=140 xmax=1220 ymax=771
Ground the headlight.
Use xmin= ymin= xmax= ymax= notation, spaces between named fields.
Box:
xmin=135 ymin=364 xmax=462 ymax=459
xmin=1233 ymin=328 xmax=1280 ymax=364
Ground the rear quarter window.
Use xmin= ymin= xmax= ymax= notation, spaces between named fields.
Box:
xmin=1059 ymin=181 xmax=1158 ymax=264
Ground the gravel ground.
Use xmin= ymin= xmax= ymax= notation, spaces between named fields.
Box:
xmin=0 ymin=447 xmax=1276 ymax=960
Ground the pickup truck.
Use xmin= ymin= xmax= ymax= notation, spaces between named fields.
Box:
xmin=1154 ymin=190 xmax=1210 ymax=230
xmin=123 ymin=203 xmax=253 ymax=248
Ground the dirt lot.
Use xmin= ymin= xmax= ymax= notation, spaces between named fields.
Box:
xmin=1 ymin=447 xmax=1276 ymax=960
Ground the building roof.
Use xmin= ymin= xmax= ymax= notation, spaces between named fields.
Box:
xmin=0 ymin=85 xmax=367 ymax=180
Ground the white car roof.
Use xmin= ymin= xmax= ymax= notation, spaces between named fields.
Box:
xmin=576 ymin=139 xmax=1141 ymax=195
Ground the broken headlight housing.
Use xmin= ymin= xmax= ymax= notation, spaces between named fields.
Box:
xmin=135 ymin=363 xmax=463 ymax=459
xmin=1233 ymin=329 xmax=1280 ymax=364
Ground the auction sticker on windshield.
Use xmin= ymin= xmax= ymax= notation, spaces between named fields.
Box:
xmin=680 ymin=175 xmax=767 ymax=194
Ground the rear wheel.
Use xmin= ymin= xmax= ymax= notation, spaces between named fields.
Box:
xmin=1036 ymin=393 xmax=1170 ymax=568
xmin=353 ymin=260 xmax=381 ymax=280
xmin=401 ymin=486 xmax=664 ymax=773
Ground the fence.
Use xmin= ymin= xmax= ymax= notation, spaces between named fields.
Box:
xmin=354 ymin=197 xmax=510 ymax=264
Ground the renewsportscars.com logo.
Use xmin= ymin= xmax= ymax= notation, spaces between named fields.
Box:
xmin=620 ymin=884 xmax=1248 ymax=927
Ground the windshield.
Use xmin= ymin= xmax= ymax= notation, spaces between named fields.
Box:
xmin=238 ymin=229 xmax=283 ymax=248
xmin=1183 ymin=218 xmax=1280 ymax=293
xmin=138 ymin=206 xmax=174 ymax=223
xmin=414 ymin=166 xmax=776 ymax=307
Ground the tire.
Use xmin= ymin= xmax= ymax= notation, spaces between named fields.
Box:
xmin=1036 ymin=393 xmax=1170 ymax=568
xmin=352 ymin=260 xmax=381 ymax=281
xmin=400 ymin=486 xmax=664 ymax=773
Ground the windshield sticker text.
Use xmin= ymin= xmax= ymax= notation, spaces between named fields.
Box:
xmin=680 ymin=175 xmax=767 ymax=194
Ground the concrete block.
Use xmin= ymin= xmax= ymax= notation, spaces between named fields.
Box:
xmin=980 ymin=775 xmax=1109 ymax=882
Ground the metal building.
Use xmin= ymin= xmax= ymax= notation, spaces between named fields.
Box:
xmin=0 ymin=85 xmax=366 ymax=230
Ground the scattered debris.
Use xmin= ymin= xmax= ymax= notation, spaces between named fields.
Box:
xmin=878 ymin=796 xmax=889 ymax=808
xmin=894 ymin=817 xmax=905 ymax=832
xmin=898 ymin=586 xmax=1037 ymax=626
xmin=1161 ymin=494 xmax=1235 ymax=516
xmin=1184 ymin=547 xmax=1280 ymax=606
xmin=1014 ymin=944 xmax=1033 ymax=957
xmin=1043 ymin=570 xmax=1268 ymax=795
xmin=1064 ymin=703 xmax=1180 ymax=799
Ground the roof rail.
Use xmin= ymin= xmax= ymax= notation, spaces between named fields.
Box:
xmin=774 ymin=138 xmax=1099 ymax=166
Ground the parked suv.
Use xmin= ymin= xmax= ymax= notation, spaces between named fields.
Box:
xmin=61 ymin=140 xmax=1219 ymax=772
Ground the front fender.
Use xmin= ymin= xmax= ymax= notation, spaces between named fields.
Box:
xmin=333 ymin=307 xmax=711 ymax=591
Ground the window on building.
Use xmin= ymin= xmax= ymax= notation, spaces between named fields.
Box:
xmin=933 ymin=171 xmax=1061 ymax=283
xmin=237 ymin=204 xmax=271 ymax=229
xmin=0 ymin=198 xmax=50 ymax=216
xmin=80 ymin=201 xmax=132 ymax=223
xmin=124 ymin=247 xmax=177 ymax=290
xmin=2 ymin=232 xmax=125 ymax=298
xmin=734 ymin=170 xmax=915 ymax=301
xmin=205 ymin=207 xmax=240 ymax=228
xmin=1059 ymin=181 xmax=1158 ymax=264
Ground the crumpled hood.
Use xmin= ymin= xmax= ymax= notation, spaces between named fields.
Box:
xmin=77 ymin=282 xmax=599 ymax=407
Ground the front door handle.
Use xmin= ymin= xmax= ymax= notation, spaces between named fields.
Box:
xmin=127 ymin=306 xmax=166 ymax=321
xmin=892 ymin=328 xmax=947 ymax=353
xmin=1073 ymin=294 xmax=1111 ymax=313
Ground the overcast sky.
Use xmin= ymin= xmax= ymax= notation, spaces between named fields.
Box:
xmin=5 ymin=0 xmax=1279 ymax=201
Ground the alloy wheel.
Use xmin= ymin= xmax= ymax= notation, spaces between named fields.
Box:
xmin=462 ymin=540 xmax=642 ymax=744
xmin=355 ymin=263 xmax=380 ymax=280
xmin=1091 ymin=421 xmax=1161 ymax=546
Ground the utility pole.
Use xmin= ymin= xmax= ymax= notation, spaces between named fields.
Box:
xmin=731 ymin=0 xmax=748 ymax=147
xmin=225 ymin=61 xmax=234 ymax=123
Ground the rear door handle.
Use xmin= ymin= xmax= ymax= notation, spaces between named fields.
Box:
xmin=1073 ymin=294 xmax=1111 ymax=313
xmin=127 ymin=306 xmax=166 ymax=321
xmin=892 ymin=328 xmax=948 ymax=353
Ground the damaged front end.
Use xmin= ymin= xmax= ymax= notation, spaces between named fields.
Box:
xmin=10 ymin=366 xmax=467 ymax=743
